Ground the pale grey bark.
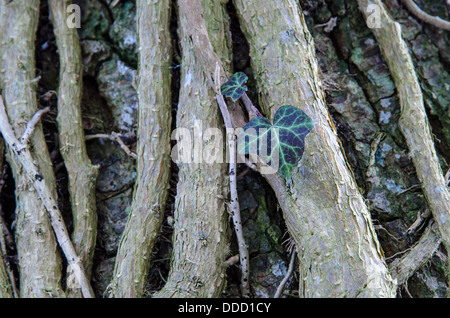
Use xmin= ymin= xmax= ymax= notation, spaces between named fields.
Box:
xmin=0 ymin=245 xmax=12 ymax=298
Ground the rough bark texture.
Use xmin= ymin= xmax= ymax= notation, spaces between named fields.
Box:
xmin=108 ymin=0 xmax=173 ymax=298
xmin=233 ymin=0 xmax=396 ymax=297
xmin=48 ymin=0 xmax=99 ymax=297
xmin=0 ymin=0 xmax=64 ymax=298
xmin=358 ymin=0 xmax=450 ymax=253
xmin=154 ymin=0 xmax=231 ymax=298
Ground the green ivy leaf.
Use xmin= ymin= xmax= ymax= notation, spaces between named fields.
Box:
xmin=237 ymin=105 xmax=314 ymax=179
xmin=220 ymin=72 xmax=248 ymax=102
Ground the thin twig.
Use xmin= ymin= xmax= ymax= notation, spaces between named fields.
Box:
xmin=0 ymin=95 xmax=94 ymax=298
xmin=396 ymin=184 xmax=420 ymax=195
xmin=244 ymin=157 xmax=258 ymax=172
xmin=401 ymin=0 xmax=450 ymax=31
xmin=85 ymin=132 xmax=137 ymax=159
xmin=240 ymin=93 xmax=264 ymax=118
xmin=274 ymin=250 xmax=296 ymax=298
xmin=240 ymin=94 xmax=256 ymax=119
xmin=214 ymin=63 xmax=251 ymax=297
xmin=388 ymin=168 xmax=450 ymax=285
xmin=19 ymin=106 xmax=50 ymax=148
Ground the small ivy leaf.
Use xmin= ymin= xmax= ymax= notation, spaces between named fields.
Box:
xmin=221 ymin=72 xmax=248 ymax=102
xmin=238 ymin=105 xmax=314 ymax=179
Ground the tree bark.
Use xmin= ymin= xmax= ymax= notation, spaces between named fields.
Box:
xmin=154 ymin=0 xmax=231 ymax=298
xmin=48 ymin=0 xmax=99 ymax=297
xmin=0 ymin=0 xmax=64 ymax=298
xmin=232 ymin=0 xmax=396 ymax=297
xmin=357 ymin=0 xmax=450 ymax=255
xmin=108 ymin=0 xmax=173 ymax=298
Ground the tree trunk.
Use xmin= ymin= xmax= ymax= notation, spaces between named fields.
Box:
xmin=0 ymin=0 xmax=64 ymax=298
xmin=108 ymin=0 xmax=173 ymax=298
xmin=232 ymin=0 xmax=396 ymax=297
xmin=154 ymin=0 xmax=231 ymax=298
xmin=48 ymin=0 xmax=99 ymax=297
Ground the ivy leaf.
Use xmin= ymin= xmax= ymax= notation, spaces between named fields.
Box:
xmin=237 ymin=105 xmax=314 ymax=179
xmin=220 ymin=72 xmax=248 ymax=102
